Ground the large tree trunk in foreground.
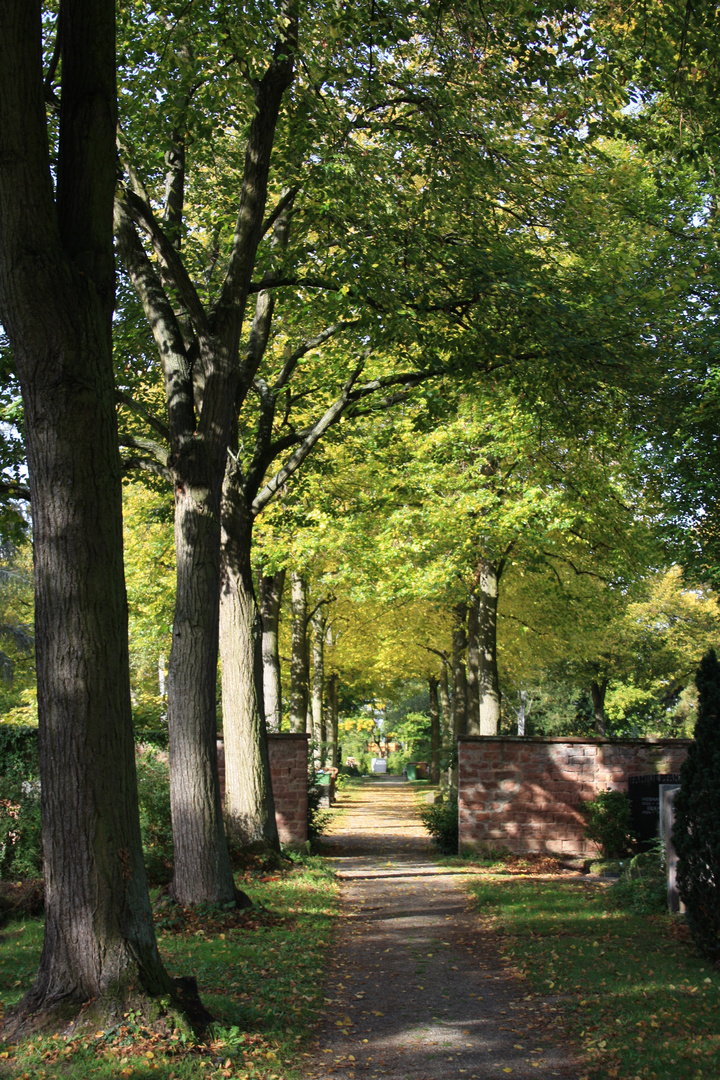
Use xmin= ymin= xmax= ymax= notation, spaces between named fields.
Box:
xmin=478 ymin=561 xmax=502 ymax=735
xmin=259 ymin=569 xmax=285 ymax=731
xmin=220 ymin=477 xmax=279 ymax=850
xmin=168 ymin=477 xmax=237 ymax=904
xmin=590 ymin=678 xmax=609 ymax=736
xmin=0 ymin=0 xmax=174 ymax=1032
xmin=429 ymin=676 xmax=441 ymax=784
xmin=290 ymin=572 xmax=309 ymax=733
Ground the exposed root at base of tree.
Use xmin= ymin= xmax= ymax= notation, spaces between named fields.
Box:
xmin=0 ymin=975 xmax=212 ymax=1043
xmin=153 ymin=891 xmax=283 ymax=935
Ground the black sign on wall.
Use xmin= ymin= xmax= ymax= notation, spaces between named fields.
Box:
xmin=627 ymin=773 xmax=682 ymax=845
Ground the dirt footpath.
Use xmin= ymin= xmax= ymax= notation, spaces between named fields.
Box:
xmin=306 ymin=779 xmax=580 ymax=1080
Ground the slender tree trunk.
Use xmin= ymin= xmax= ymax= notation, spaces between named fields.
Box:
xmin=516 ymin=690 xmax=532 ymax=736
xmin=326 ymin=672 xmax=339 ymax=768
xmin=168 ymin=477 xmax=238 ymax=903
xmin=0 ymin=0 xmax=175 ymax=1032
xmin=449 ymin=604 xmax=467 ymax=793
xmin=259 ymin=569 xmax=285 ymax=732
xmin=439 ymin=662 xmax=452 ymax=791
xmin=478 ymin=560 xmax=502 ymax=735
xmin=429 ymin=676 xmax=441 ymax=784
xmin=311 ymin=608 xmax=325 ymax=769
xmin=219 ymin=474 xmax=279 ymax=850
xmin=290 ymin=572 xmax=308 ymax=733
xmin=452 ymin=602 xmax=468 ymax=740
xmin=590 ymin=678 xmax=609 ymax=736
xmin=466 ymin=594 xmax=480 ymax=735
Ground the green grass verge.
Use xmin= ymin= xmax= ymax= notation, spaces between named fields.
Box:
xmin=0 ymin=855 xmax=338 ymax=1080
xmin=466 ymin=874 xmax=720 ymax=1080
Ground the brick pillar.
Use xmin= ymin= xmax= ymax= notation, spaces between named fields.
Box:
xmin=216 ymin=734 xmax=309 ymax=846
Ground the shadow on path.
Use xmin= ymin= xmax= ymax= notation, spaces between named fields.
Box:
xmin=305 ymin=779 xmax=580 ymax=1080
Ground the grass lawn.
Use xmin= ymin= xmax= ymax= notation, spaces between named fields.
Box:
xmin=465 ymin=871 xmax=720 ymax=1080
xmin=0 ymin=855 xmax=338 ymax=1080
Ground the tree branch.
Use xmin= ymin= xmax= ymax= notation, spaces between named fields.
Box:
xmin=115 ymin=390 xmax=170 ymax=443
xmin=118 ymin=189 xmax=210 ymax=339
xmin=0 ymin=480 xmax=31 ymax=501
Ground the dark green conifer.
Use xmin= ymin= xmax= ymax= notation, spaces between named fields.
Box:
xmin=675 ymin=649 xmax=720 ymax=960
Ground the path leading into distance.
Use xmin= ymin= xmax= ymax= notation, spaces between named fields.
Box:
xmin=305 ymin=778 xmax=580 ymax=1080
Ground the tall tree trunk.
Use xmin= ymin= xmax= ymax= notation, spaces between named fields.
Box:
xmin=168 ymin=478 xmax=238 ymax=902
xmin=311 ymin=608 xmax=325 ymax=769
xmin=452 ymin=602 xmax=468 ymax=740
xmin=466 ymin=594 xmax=480 ymax=735
xmin=0 ymin=0 xmax=174 ymax=1031
xmin=450 ymin=604 xmax=467 ymax=793
xmin=326 ymin=672 xmax=339 ymax=768
xmin=259 ymin=569 xmax=285 ymax=732
xmin=428 ymin=676 xmax=441 ymax=784
xmin=478 ymin=560 xmax=502 ymax=735
xmin=290 ymin=572 xmax=308 ymax=733
xmin=219 ymin=474 xmax=279 ymax=850
xmin=438 ymin=662 xmax=452 ymax=791
xmin=590 ymin=678 xmax=609 ymax=736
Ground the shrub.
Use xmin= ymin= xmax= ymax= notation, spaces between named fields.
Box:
xmin=307 ymin=774 xmax=332 ymax=846
xmin=0 ymin=726 xmax=42 ymax=880
xmin=136 ymin=747 xmax=174 ymax=886
xmin=419 ymin=796 xmax=458 ymax=854
xmin=674 ymin=649 xmax=720 ymax=962
xmin=580 ymin=789 xmax=636 ymax=859
xmin=608 ymin=839 xmax=667 ymax=915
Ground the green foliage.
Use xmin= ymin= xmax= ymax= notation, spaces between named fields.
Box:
xmin=135 ymin=748 xmax=173 ymax=886
xmin=419 ymin=797 xmax=458 ymax=855
xmin=307 ymin=773 xmax=332 ymax=847
xmin=675 ymin=649 xmax=720 ymax=962
xmin=580 ymin=790 xmax=636 ymax=859
xmin=609 ymin=840 xmax=667 ymax=915
xmin=0 ymin=725 xmax=41 ymax=881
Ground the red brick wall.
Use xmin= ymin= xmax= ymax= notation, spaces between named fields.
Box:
xmin=267 ymin=734 xmax=309 ymax=847
xmin=216 ymin=734 xmax=309 ymax=847
xmin=458 ymin=736 xmax=691 ymax=856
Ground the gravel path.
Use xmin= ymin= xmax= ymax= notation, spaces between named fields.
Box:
xmin=305 ymin=778 xmax=581 ymax=1080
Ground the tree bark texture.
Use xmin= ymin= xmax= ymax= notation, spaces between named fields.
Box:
xmin=466 ymin=595 xmax=480 ymax=736
xmin=259 ymin=569 xmax=285 ymax=732
xmin=478 ymin=561 xmax=502 ymax=736
xmin=326 ymin=673 xmax=339 ymax=768
xmin=428 ymin=676 xmax=441 ymax=784
xmin=590 ymin=678 xmax=609 ymax=736
xmin=452 ymin=603 xmax=468 ymax=740
xmin=290 ymin=572 xmax=309 ymax=733
xmin=311 ymin=608 xmax=326 ymax=768
xmin=0 ymin=0 xmax=172 ymax=1028
xmin=167 ymin=480 xmax=237 ymax=903
xmin=219 ymin=475 xmax=279 ymax=850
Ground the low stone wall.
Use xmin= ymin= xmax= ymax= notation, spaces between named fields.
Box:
xmin=216 ymin=733 xmax=309 ymax=847
xmin=458 ymin=736 xmax=691 ymax=856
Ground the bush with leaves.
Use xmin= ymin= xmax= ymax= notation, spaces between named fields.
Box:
xmin=608 ymin=839 xmax=667 ymax=915
xmin=674 ymin=649 xmax=720 ymax=962
xmin=136 ymin=746 xmax=174 ymax=886
xmin=580 ymin=789 xmax=636 ymax=859
xmin=420 ymin=796 xmax=458 ymax=854
xmin=0 ymin=725 xmax=42 ymax=880
xmin=307 ymin=774 xmax=332 ymax=847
